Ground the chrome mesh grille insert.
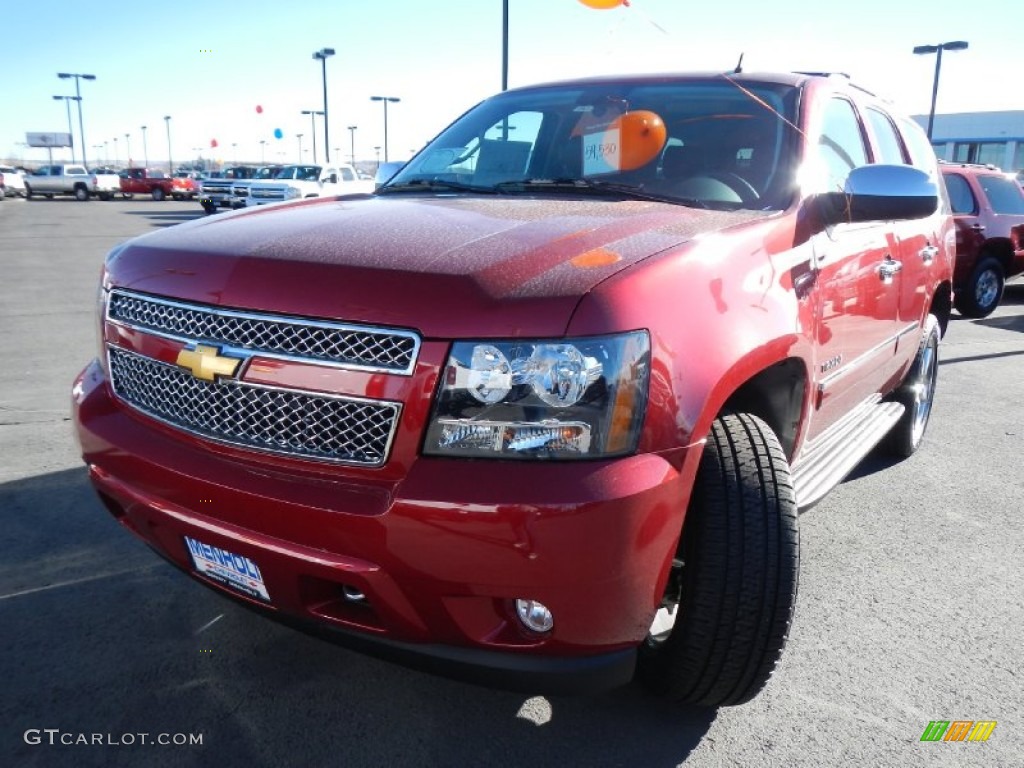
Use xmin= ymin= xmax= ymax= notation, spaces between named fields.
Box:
xmin=109 ymin=347 xmax=400 ymax=465
xmin=107 ymin=289 xmax=419 ymax=374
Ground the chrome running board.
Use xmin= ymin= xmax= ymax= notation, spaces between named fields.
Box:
xmin=792 ymin=394 xmax=904 ymax=510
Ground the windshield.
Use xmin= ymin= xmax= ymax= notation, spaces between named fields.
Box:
xmin=383 ymin=78 xmax=799 ymax=210
xmin=274 ymin=165 xmax=321 ymax=181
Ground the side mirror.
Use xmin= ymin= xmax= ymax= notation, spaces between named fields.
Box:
xmin=820 ymin=164 xmax=938 ymax=225
xmin=328 ymin=173 xmax=338 ymax=184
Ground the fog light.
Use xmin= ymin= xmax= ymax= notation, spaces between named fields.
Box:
xmin=342 ymin=585 xmax=366 ymax=602
xmin=515 ymin=599 xmax=553 ymax=633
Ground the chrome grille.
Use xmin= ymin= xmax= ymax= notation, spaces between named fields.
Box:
xmin=108 ymin=347 xmax=399 ymax=465
xmin=250 ymin=187 xmax=284 ymax=200
xmin=107 ymin=289 xmax=419 ymax=374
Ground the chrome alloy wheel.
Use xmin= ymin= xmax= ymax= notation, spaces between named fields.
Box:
xmin=909 ymin=331 xmax=938 ymax=445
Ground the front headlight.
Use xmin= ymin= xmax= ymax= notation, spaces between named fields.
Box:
xmin=424 ymin=331 xmax=650 ymax=459
xmin=283 ymin=186 xmax=301 ymax=200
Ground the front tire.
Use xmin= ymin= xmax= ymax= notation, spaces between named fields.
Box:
xmin=638 ymin=412 xmax=799 ymax=707
xmin=955 ymin=256 xmax=1004 ymax=318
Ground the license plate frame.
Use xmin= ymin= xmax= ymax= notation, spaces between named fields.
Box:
xmin=184 ymin=536 xmax=271 ymax=603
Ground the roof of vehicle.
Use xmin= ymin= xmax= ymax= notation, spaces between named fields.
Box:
xmin=503 ymin=70 xmax=866 ymax=93
xmin=938 ymin=161 xmax=1005 ymax=174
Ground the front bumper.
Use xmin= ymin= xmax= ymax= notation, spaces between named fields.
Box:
xmin=72 ymin=358 xmax=699 ymax=693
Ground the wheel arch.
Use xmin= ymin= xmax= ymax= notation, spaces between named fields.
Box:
xmin=719 ymin=357 xmax=809 ymax=461
xmin=980 ymin=237 xmax=1015 ymax=271
xmin=930 ymin=280 xmax=953 ymax=338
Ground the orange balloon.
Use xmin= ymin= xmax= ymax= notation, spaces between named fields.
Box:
xmin=577 ymin=0 xmax=627 ymax=8
xmin=614 ymin=111 xmax=667 ymax=170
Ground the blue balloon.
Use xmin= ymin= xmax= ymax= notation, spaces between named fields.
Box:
xmin=273 ymin=128 xmax=283 ymax=140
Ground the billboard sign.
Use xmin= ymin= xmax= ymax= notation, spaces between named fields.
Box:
xmin=26 ymin=132 xmax=73 ymax=148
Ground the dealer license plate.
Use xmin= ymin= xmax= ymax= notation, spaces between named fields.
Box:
xmin=184 ymin=536 xmax=271 ymax=603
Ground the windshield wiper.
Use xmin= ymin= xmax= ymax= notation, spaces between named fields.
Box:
xmin=377 ymin=178 xmax=498 ymax=195
xmin=492 ymin=178 xmax=710 ymax=208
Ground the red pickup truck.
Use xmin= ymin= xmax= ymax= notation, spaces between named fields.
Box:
xmin=73 ymin=71 xmax=954 ymax=706
xmin=119 ymin=168 xmax=175 ymax=201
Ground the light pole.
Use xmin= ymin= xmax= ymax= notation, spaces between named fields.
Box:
xmin=140 ymin=125 xmax=148 ymax=169
xmin=232 ymin=142 xmax=238 ymax=163
xmin=301 ymin=110 xmax=324 ymax=163
xmin=502 ymin=0 xmax=509 ymax=91
xmin=52 ymin=95 xmax=80 ymax=163
xmin=103 ymin=140 xmax=109 ymax=163
xmin=124 ymin=133 xmax=131 ymax=166
xmin=370 ymin=96 xmax=400 ymax=162
xmin=374 ymin=146 xmax=381 ymax=171
xmin=296 ymin=133 xmax=304 ymax=164
xmin=913 ymin=40 xmax=968 ymax=140
xmin=164 ymin=115 xmax=172 ymax=174
xmin=113 ymin=137 xmax=119 ymax=167
xmin=312 ymin=47 xmax=335 ymax=162
xmin=260 ymin=140 xmax=266 ymax=164
xmin=57 ymin=72 xmax=96 ymax=167
xmin=347 ymin=125 xmax=357 ymax=166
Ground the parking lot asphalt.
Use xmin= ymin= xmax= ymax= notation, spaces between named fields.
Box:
xmin=1 ymin=197 xmax=1021 ymax=768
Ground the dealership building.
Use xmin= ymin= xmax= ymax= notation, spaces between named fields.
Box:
xmin=914 ymin=111 xmax=1024 ymax=172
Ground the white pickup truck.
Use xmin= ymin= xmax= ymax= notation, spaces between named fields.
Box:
xmin=245 ymin=164 xmax=372 ymax=206
xmin=24 ymin=164 xmax=121 ymax=201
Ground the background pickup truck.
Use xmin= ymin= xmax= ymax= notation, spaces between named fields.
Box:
xmin=198 ymin=165 xmax=279 ymax=213
xmin=119 ymin=168 xmax=175 ymax=201
xmin=245 ymin=164 xmax=372 ymax=206
xmin=23 ymin=165 xmax=120 ymax=201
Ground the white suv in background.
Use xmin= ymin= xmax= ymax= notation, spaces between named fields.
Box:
xmin=0 ymin=165 xmax=27 ymax=198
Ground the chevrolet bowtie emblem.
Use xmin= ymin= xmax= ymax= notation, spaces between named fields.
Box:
xmin=176 ymin=345 xmax=242 ymax=382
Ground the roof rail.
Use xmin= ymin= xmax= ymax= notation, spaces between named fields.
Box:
xmin=793 ymin=71 xmax=851 ymax=79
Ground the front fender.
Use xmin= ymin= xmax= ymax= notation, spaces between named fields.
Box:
xmin=567 ymin=215 xmax=816 ymax=458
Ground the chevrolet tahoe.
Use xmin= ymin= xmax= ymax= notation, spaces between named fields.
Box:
xmin=73 ymin=71 xmax=954 ymax=706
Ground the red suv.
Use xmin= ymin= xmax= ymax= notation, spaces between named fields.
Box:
xmin=941 ymin=162 xmax=1024 ymax=317
xmin=73 ymin=72 xmax=953 ymax=706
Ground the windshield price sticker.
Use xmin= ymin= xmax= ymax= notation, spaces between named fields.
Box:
xmin=583 ymin=128 xmax=621 ymax=176
xmin=185 ymin=536 xmax=271 ymax=603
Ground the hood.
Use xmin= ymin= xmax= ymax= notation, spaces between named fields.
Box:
xmin=107 ymin=195 xmax=767 ymax=338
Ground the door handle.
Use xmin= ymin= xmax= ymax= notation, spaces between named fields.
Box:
xmin=878 ymin=257 xmax=903 ymax=283
xmin=920 ymin=245 xmax=938 ymax=265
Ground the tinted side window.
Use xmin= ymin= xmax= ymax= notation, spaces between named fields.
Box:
xmin=899 ymin=118 xmax=940 ymax=173
xmin=865 ymin=109 xmax=906 ymax=164
xmin=816 ymin=98 xmax=868 ymax=190
xmin=978 ymin=175 xmax=1024 ymax=215
xmin=944 ymin=174 xmax=976 ymax=214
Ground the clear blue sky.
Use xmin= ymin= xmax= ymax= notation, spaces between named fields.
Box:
xmin=2 ymin=0 xmax=1018 ymax=168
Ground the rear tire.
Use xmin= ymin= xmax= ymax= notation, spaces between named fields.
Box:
xmin=955 ymin=256 xmax=1004 ymax=318
xmin=638 ymin=412 xmax=799 ymax=707
xmin=74 ymin=185 xmax=89 ymax=201
xmin=152 ymin=187 xmax=166 ymax=201
xmin=886 ymin=315 xmax=940 ymax=458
